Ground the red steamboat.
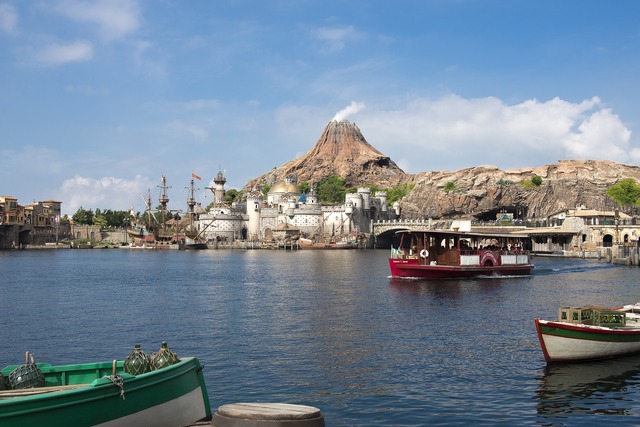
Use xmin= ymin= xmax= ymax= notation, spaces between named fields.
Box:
xmin=389 ymin=229 xmax=534 ymax=279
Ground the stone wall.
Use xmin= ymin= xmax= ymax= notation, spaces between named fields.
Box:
xmin=69 ymin=226 xmax=128 ymax=244
xmin=0 ymin=224 xmax=72 ymax=248
xmin=0 ymin=224 xmax=19 ymax=249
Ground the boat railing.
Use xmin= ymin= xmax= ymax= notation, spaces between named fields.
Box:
xmin=460 ymin=254 xmax=480 ymax=265
xmin=461 ymin=248 xmax=531 ymax=265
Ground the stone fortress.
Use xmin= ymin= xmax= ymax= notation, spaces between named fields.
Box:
xmin=196 ymin=170 xmax=399 ymax=247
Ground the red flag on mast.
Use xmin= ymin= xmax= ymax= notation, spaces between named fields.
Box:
xmin=192 ymin=172 xmax=202 ymax=180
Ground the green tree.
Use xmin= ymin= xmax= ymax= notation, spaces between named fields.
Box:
xmin=314 ymin=175 xmax=348 ymax=204
xmin=386 ymin=182 xmax=414 ymax=205
xmin=606 ymin=178 xmax=640 ymax=209
xmin=98 ymin=209 xmax=128 ymax=228
xmin=496 ymin=178 xmax=513 ymax=189
xmin=443 ymin=181 xmax=458 ymax=193
xmin=93 ymin=214 xmax=108 ymax=229
xmin=298 ymin=182 xmax=310 ymax=194
xmin=262 ymin=184 xmax=272 ymax=198
xmin=225 ymin=189 xmax=241 ymax=204
xmin=367 ymin=184 xmax=381 ymax=195
xmin=72 ymin=207 xmax=94 ymax=225
xmin=522 ymin=175 xmax=542 ymax=190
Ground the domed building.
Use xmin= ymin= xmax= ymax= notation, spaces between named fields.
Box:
xmin=266 ymin=174 xmax=301 ymax=207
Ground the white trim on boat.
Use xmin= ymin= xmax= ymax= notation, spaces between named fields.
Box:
xmin=95 ymin=387 xmax=207 ymax=427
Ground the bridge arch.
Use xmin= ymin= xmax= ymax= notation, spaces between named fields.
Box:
xmin=372 ymin=219 xmax=432 ymax=248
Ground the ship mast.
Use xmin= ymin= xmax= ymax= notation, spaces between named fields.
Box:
xmin=158 ymin=175 xmax=171 ymax=231
xmin=145 ymin=189 xmax=153 ymax=226
xmin=187 ymin=179 xmax=197 ymax=215
xmin=186 ymin=178 xmax=198 ymax=232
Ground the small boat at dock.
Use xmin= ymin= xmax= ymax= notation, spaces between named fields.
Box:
xmin=388 ymin=229 xmax=534 ymax=279
xmin=299 ymin=237 xmax=358 ymax=249
xmin=535 ymin=304 xmax=640 ymax=363
xmin=0 ymin=354 xmax=211 ymax=426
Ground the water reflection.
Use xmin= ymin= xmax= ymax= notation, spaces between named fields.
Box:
xmin=389 ymin=277 xmax=464 ymax=298
xmin=388 ymin=277 xmax=508 ymax=299
xmin=536 ymin=356 xmax=640 ymax=418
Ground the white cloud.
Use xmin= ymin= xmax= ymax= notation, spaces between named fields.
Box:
xmin=562 ymin=108 xmax=631 ymax=160
xmin=168 ymin=120 xmax=208 ymax=141
xmin=58 ymin=175 xmax=152 ymax=215
xmin=33 ymin=40 xmax=93 ymax=66
xmin=53 ymin=0 xmax=141 ymax=41
xmin=357 ymin=95 xmax=637 ymax=172
xmin=0 ymin=3 xmax=17 ymax=34
xmin=312 ymin=25 xmax=363 ymax=52
xmin=132 ymin=39 xmax=167 ymax=80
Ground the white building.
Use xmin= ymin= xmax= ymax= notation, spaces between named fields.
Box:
xmin=196 ymin=173 xmax=397 ymax=245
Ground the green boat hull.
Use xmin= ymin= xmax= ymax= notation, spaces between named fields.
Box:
xmin=0 ymin=357 xmax=211 ymax=427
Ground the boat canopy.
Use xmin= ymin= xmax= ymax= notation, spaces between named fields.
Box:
xmin=393 ymin=228 xmax=530 ymax=240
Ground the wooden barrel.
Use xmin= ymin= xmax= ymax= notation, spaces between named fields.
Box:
xmin=212 ymin=403 xmax=325 ymax=427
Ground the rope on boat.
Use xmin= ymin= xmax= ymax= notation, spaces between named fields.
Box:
xmin=107 ymin=359 xmax=125 ymax=400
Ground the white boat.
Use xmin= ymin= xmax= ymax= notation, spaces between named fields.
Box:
xmin=535 ymin=304 xmax=640 ymax=363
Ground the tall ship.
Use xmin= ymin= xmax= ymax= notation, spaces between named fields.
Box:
xmin=127 ymin=176 xmax=184 ymax=250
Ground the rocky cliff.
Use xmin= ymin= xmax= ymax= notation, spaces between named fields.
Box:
xmin=402 ymin=160 xmax=640 ymax=220
xmin=245 ymin=120 xmax=640 ymax=220
xmin=244 ymin=120 xmax=407 ymax=190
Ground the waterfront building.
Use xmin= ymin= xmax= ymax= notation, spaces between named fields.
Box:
xmin=0 ymin=196 xmax=20 ymax=224
xmin=25 ymin=200 xmax=62 ymax=226
xmin=197 ymin=205 xmax=247 ymax=243
xmin=527 ymin=207 xmax=637 ymax=253
xmin=195 ymin=172 xmax=397 ymax=246
xmin=0 ymin=197 xmax=66 ymax=248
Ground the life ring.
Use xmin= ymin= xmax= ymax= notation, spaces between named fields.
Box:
xmin=420 ymin=249 xmax=429 ymax=259
xmin=479 ymin=250 xmax=499 ymax=266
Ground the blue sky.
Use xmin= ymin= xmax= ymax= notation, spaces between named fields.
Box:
xmin=2 ymin=1 xmax=640 ymax=216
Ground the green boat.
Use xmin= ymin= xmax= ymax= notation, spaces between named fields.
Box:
xmin=0 ymin=356 xmax=211 ymax=427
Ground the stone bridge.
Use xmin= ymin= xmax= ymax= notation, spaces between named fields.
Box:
xmin=372 ymin=219 xmax=434 ymax=248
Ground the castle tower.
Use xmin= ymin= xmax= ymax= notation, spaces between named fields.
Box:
xmin=375 ymin=191 xmax=388 ymax=213
xmin=358 ymin=187 xmax=371 ymax=211
xmin=213 ymin=170 xmax=226 ymax=206
xmin=306 ymin=187 xmax=318 ymax=205
xmin=246 ymin=189 xmax=263 ymax=241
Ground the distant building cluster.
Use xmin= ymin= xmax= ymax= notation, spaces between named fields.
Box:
xmin=0 ymin=196 xmax=62 ymax=226
xmin=194 ymin=172 xmax=400 ymax=245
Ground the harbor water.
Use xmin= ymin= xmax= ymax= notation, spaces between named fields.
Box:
xmin=1 ymin=249 xmax=640 ymax=426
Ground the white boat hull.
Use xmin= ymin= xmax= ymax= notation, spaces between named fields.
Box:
xmin=535 ymin=318 xmax=640 ymax=362
xmin=97 ymin=387 xmax=207 ymax=427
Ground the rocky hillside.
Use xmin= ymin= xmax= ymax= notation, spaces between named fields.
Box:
xmin=244 ymin=120 xmax=407 ymax=190
xmin=244 ymin=119 xmax=640 ymax=220
xmin=402 ymin=160 xmax=640 ymax=220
